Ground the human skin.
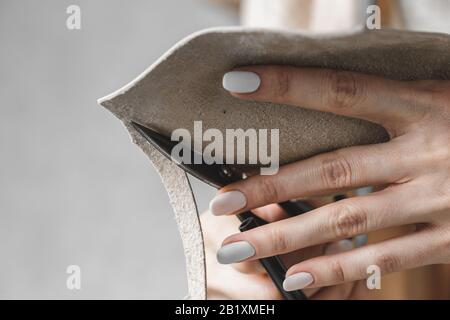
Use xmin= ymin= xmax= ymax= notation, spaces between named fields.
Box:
xmin=203 ymin=203 xmax=369 ymax=299
xmin=209 ymin=66 xmax=450 ymax=294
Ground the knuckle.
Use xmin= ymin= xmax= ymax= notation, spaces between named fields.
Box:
xmin=268 ymin=226 xmax=290 ymax=253
xmin=323 ymin=70 xmax=364 ymax=110
xmin=256 ymin=177 xmax=280 ymax=204
xmin=329 ymin=202 xmax=368 ymax=238
xmin=320 ymin=154 xmax=354 ymax=189
xmin=329 ymin=258 xmax=346 ymax=283
xmin=375 ymin=253 xmax=402 ymax=274
xmin=271 ymin=67 xmax=292 ymax=100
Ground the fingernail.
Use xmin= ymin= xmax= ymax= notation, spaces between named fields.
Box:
xmin=217 ymin=241 xmax=256 ymax=264
xmin=354 ymin=234 xmax=368 ymax=247
xmin=222 ymin=71 xmax=261 ymax=93
xmin=283 ymin=272 xmax=314 ymax=291
xmin=209 ymin=191 xmax=247 ymax=216
xmin=325 ymin=239 xmax=354 ymax=255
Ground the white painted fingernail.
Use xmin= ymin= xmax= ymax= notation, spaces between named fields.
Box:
xmin=283 ymin=272 xmax=314 ymax=291
xmin=217 ymin=241 xmax=256 ymax=264
xmin=209 ymin=191 xmax=247 ymax=216
xmin=325 ymin=239 xmax=354 ymax=255
xmin=223 ymin=71 xmax=261 ymax=93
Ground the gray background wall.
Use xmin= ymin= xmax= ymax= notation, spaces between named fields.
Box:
xmin=0 ymin=0 xmax=237 ymax=299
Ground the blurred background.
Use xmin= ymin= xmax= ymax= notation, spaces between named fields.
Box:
xmin=0 ymin=0 xmax=237 ymax=299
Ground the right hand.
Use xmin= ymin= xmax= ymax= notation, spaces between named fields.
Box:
xmin=203 ymin=203 xmax=366 ymax=299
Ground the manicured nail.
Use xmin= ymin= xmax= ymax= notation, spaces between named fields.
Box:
xmin=209 ymin=191 xmax=247 ymax=216
xmin=217 ymin=241 xmax=256 ymax=264
xmin=283 ymin=272 xmax=314 ymax=291
xmin=222 ymin=71 xmax=261 ymax=93
xmin=325 ymin=239 xmax=354 ymax=255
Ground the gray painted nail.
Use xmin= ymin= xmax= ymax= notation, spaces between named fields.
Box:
xmin=217 ymin=241 xmax=256 ymax=264
xmin=209 ymin=191 xmax=247 ymax=216
xmin=222 ymin=71 xmax=261 ymax=93
xmin=283 ymin=272 xmax=314 ymax=291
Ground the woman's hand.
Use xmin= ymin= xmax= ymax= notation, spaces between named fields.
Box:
xmin=210 ymin=66 xmax=450 ymax=292
xmin=203 ymin=203 xmax=364 ymax=299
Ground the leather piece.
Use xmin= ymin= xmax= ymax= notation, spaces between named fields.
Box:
xmin=100 ymin=27 xmax=450 ymax=166
xmin=127 ymin=123 xmax=206 ymax=299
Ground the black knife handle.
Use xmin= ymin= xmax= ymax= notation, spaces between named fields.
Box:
xmin=278 ymin=200 xmax=313 ymax=217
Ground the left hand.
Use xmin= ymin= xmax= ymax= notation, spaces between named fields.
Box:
xmin=210 ymin=66 xmax=450 ymax=291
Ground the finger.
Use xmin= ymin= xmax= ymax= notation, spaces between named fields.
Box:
xmin=252 ymin=203 xmax=289 ymax=222
xmin=217 ymin=185 xmax=431 ymax=262
xmin=233 ymin=242 xmax=353 ymax=297
xmin=211 ymin=140 xmax=411 ymax=216
xmin=309 ymin=240 xmax=356 ymax=299
xmin=208 ymin=270 xmax=283 ymax=300
xmin=233 ymin=239 xmax=324 ymax=275
xmin=310 ymin=282 xmax=356 ymax=300
xmin=232 ymin=260 xmax=266 ymax=275
xmin=233 ymin=204 xmax=288 ymax=274
xmin=224 ymin=66 xmax=429 ymax=130
xmin=207 ymin=240 xmax=283 ymax=299
xmin=232 ymin=240 xmax=356 ymax=297
xmin=304 ymin=239 xmax=356 ymax=298
xmin=283 ymin=226 xmax=443 ymax=290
